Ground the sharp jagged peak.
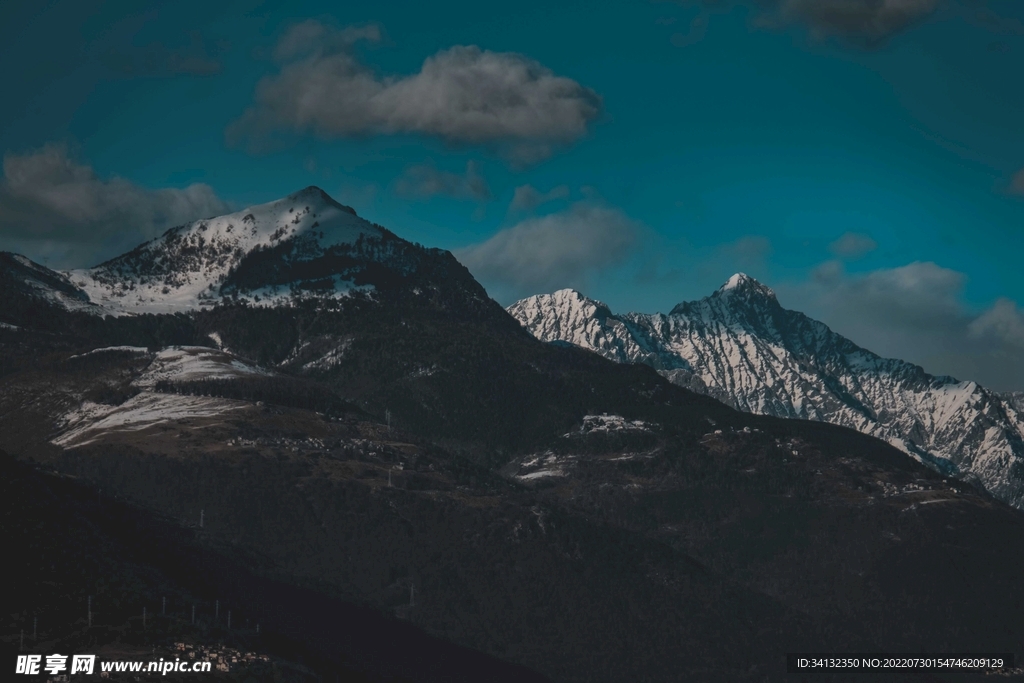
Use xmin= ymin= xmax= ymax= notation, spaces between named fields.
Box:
xmin=508 ymin=288 xmax=616 ymax=320
xmin=514 ymin=288 xmax=600 ymax=307
xmin=714 ymin=273 xmax=777 ymax=301
xmin=667 ymin=273 xmax=779 ymax=316
xmin=550 ymin=288 xmax=599 ymax=304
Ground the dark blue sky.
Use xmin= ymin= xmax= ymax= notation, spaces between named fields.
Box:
xmin=2 ymin=0 xmax=1023 ymax=389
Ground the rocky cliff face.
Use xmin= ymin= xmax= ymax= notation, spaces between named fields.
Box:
xmin=509 ymin=275 xmax=1024 ymax=508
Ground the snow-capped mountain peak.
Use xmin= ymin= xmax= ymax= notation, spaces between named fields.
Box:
xmin=509 ymin=282 xmax=1024 ymax=510
xmin=669 ymin=272 xmax=780 ymax=318
xmin=715 ymin=272 xmax=777 ymax=301
xmin=506 ymin=288 xmax=656 ymax=365
xmin=59 ymin=187 xmax=387 ymax=315
xmin=1 ymin=185 xmax=496 ymax=324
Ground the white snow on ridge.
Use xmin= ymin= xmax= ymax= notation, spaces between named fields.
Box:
xmin=65 ymin=187 xmax=383 ymax=316
xmin=67 ymin=346 xmax=150 ymax=360
xmin=507 ymin=290 xmax=672 ymax=368
xmin=510 ymin=274 xmax=1024 ymax=510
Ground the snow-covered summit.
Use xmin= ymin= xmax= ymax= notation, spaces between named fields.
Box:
xmin=506 ymin=288 xmax=676 ymax=367
xmin=714 ymin=272 xmax=777 ymax=301
xmin=509 ymin=280 xmax=1024 ymax=510
xmin=507 ymin=289 xmax=614 ymax=336
xmin=670 ymin=273 xmax=780 ymax=320
xmin=61 ymin=186 xmax=381 ymax=315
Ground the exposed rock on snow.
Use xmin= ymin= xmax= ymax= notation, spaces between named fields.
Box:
xmin=509 ymin=275 xmax=1024 ymax=509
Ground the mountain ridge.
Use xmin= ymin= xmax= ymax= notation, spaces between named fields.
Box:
xmin=4 ymin=189 xmax=1024 ymax=681
xmin=66 ymin=185 xmax=385 ymax=314
xmin=0 ymin=186 xmax=502 ymax=327
xmin=508 ymin=277 xmax=1024 ymax=508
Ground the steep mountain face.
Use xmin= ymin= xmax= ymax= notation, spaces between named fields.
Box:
xmin=0 ymin=186 xmax=493 ymax=319
xmin=0 ymin=252 xmax=99 ymax=313
xmin=509 ymin=274 xmax=1024 ymax=508
xmin=72 ymin=186 xmax=385 ymax=314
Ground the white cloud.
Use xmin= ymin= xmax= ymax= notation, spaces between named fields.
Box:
xmin=778 ymin=260 xmax=1024 ymax=391
xmin=456 ymin=202 xmax=640 ymax=299
xmin=0 ymin=143 xmax=230 ymax=268
xmin=969 ymin=298 xmax=1024 ymax=351
xmin=230 ymin=21 xmax=603 ymax=165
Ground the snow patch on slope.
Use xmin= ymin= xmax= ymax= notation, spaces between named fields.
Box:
xmin=53 ymin=393 xmax=245 ymax=448
xmin=564 ymin=414 xmax=652 ymax=437
xmin=67 ymin=346 xmax=150 ymax=360
xmin=134 ymin=346 xmax=272 ymax=388
xmin=53 ymin=346 xmax=278 ymax=448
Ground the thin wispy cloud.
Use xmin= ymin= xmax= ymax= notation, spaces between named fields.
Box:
xmin=1008 ymin=168 xmax=1024 ymax=195
xmin=508 ymin=184 xmax=570 ymax=213
xmin=771 ymin=0 xmax=939 ymax=44
xmin=665 ymin=0 xmax=939 ymax=46
xmin=394 ymin=161 xmax=491 ymax=201
xmin=829 ymin=231 xmax=878 ymax=259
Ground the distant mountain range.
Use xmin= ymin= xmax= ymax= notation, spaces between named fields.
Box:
xmin=509 ymin=274 xmax=1024 ymax=509
xmin=4 ymin=188 xmax=1024 ymax=682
